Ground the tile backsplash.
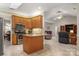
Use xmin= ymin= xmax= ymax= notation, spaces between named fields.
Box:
xmin=32 ymin=28 xmax=42 ymax=34
xmin=25 ymin=28 xmax=42 ymax=34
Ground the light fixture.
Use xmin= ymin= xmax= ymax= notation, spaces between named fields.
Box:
xmin=70 ymin=30 xmax=74 ymax=33
xmin=10 ymin=3 xmax=22 ymax=10
xmin=38 ymin=7 xmax=42 ymax=10
xmin=57 ymin=15 xmax=63 ymax=19
xmin=32 ymin=10 xmax=43 ymax=16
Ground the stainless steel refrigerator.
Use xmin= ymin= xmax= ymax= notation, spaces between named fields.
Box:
xmin=0 ymin=18 xmax=3 ymax=55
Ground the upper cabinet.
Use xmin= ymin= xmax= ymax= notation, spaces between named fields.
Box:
xmin=12 ymin=15 xmax=23 ymax=28
xmin=23 ymin=15 xmax=43 ymax=29
xmin=12 ymin=15 xmax=43 ymax=29
xmin=32 ymin=15 xmax=43 ymax=28
xmin=24 ymin=18 xmax=32 ymax=29
xmin=21 ymin=18 xmax=26 ymax=27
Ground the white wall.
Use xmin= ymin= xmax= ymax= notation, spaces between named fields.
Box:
xmin=0 ymin=12 xmax=11 ymax=33
xmin=77 ymin=15 xmax=79 ymax=37
xmin=0 ymin=12 xmax=11 ymax=20
xmin=0 ymin=11 xmax=12 ymax=44
xmin=77 ymin=15 xmax=79 ymax=50
xmin=45 ymin=22 xmax=53 ymax=31
xmin=45 ymin=22 xmax=55 ymax=36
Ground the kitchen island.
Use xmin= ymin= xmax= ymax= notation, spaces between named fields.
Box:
xmin=23 ymin=35 xmax=43 ymax=54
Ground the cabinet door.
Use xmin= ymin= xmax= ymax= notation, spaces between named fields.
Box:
xmin=21 ymin=18 xmax=26 ymax=27
xmin=60 ymin=26 xmax=65 ymax=32
xmin=12 ymin=15 xmax=15 ymax=28
xmin=25 ymin=18 xmax=32 ymax=29
xmin=32 ymin=16 xmax=42 ymax=28
xmin=19 ymin=17 xmax=23 ymax=24
xmin=23 ymin=36 xmax=43 ymax=54
xmin=12 ymin=15 xmax=21 ymax=28
xmin=31 ymin=36 xmax=43 ymax=52
xmin=23 ymin=36 xmax=32 ymax=53
xmin=12 ymin=33 xmax=17 ymax=45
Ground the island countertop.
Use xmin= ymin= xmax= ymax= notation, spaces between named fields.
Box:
xmin=23 ymin=34 xmax=43 ymax=37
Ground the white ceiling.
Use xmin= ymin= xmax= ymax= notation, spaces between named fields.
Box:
xmin=0 ymin=3 xmax=78 ymax=20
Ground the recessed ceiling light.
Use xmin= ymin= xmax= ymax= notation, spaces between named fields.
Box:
xmin=57 ymin=15 xmax=63 ymax=19
xmin=38 ymin=7 xmax=41 ymax=10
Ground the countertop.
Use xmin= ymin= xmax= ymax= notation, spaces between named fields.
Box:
xmin=23 ymin=34 xmax=43 ymax=37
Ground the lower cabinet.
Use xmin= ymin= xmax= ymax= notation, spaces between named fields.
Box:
xmin=23 ymin=36 xmax=43 ymax=54
xmin=12 ymin=33 xmax=17 ymax=45
xmin=69 ymin=33 xmax=77 ymax=45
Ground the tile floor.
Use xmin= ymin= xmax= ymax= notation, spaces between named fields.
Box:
xmin=3 ymin=38 xmax=77 ymax=56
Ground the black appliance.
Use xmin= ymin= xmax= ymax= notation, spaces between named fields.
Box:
xmin=15 ymin=24 xmax=25 ymax=45
xmin=15 ymin=24 xmax=25 ymax=33
xmin=58 ymin=32 xmax=69 ymax=44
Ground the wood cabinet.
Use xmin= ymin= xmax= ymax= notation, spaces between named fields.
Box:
xmin=65 ymin=24 xmax=77 ymax=33
xmin=32 ymin=15 xmax=42 ymax=28
xmin=60 ymin=24 xmax=77 ymax=33
xmin=12 ymin=15 xmax=43 ymax=45
xmin=12 ymin=15 xmax=24 ymax=45
xmin=23 ymin=36 xmax=43 ymax=54
xmin=69 ymin=33 xmax=77 ymax=45
xmin=12 ymin=15 xmax=16 ymax=28
xmin=12 ymin=15 xmax=23 ymax=28
xmin=60 ymin=26 xmax=65 ymax=32
xmin=21 ymin=18 xmax=26 ymax=27
xmin=25 ymin=18 xmax=32 ymax=29
xmin=12 ymin=15 xmax=43 ymax=29
xmin=22 ymin=18 xmax=32 ymax=29
xmin=12 ymin=33 xmax=17 ymax=45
